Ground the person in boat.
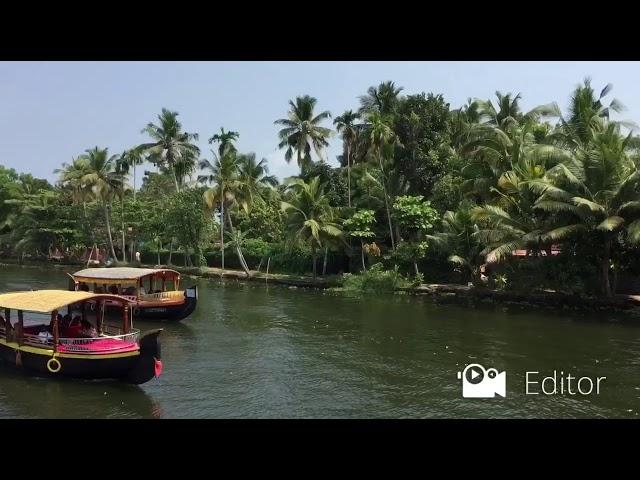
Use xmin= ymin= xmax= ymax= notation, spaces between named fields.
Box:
xmin=108 ymin=285 xmax=119 ymax=295
xmin=94 ymin=286 xmax=104 ymax=294
xmin=0 ymin=314 xmax=5 ymax=331
xmin=80 ymin=318 xmax=98 ymax=338
xmin=78 ymin=282 xmax=89 ymax=292
xmin=64 ymin=315 xmax=82 ymax=337
xmin=123 ymin=286 xmax=136 ymax=296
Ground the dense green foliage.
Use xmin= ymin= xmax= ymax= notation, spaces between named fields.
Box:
xmin=4 ymin=77 xmax=640 ymax=297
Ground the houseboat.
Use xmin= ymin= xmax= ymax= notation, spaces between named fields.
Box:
xmin=0 ymin=290 xmax=162 ymax=384
xmin=69 ymin=267 xmax=197 ymax=322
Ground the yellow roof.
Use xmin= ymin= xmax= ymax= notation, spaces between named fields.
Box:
xmin=72 ymin=267 xmax=180 ymax=282
xmin=0 ymin=290 xmax=132 ymax=313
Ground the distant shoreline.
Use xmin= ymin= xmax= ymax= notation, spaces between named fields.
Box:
xmin=3 ymin=259 xmax=640 ymax=315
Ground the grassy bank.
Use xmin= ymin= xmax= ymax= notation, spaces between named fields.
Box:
xmin=3 ymin=258 xmax=640 ymax=313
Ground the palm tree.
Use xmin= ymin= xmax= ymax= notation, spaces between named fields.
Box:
xmin=281 ymin=177 xmax=342 ymax=280
xmin=531 ymin=120 xmax=640 ymax=297
xmin=120 ymin=147 xmax=146 ymax=201
xmin=113 ymin=155 xmax=131 ymax=262
xmin=198 ymin=149 xmax=240 ymax=272
xmin=334 ymin=110 xmax=360 ymax=208
xmin=59 ymin=147 xmax=121 ymax=260
xmin=359 ymin=81 xmax=404 ymax=116
xmin=470 ymin=145 xmax=570 ymax=263
xmin=140 ymin=108 xmax=200 ymax=193
xmin=274 ymin=95 xmax=332 ymax=171
xmin=363 ymin=111 xmax=401 ymax=249
xmin=209 ymin=127 xmax=239 ymax=155
xmin=173 ymin=148 xmax=199 ymax=189
xmin=460 ymin=110 xmax=566 ymax=203
xmin=427 ymin=205 xmax=485 ymax=285
xmin=541 ymin=78 xmax=632 ymax=150
xmin=236 ymin=152 xmax=278 ymax=212
xmin=54 ymin=156 xmax=95 ymax=249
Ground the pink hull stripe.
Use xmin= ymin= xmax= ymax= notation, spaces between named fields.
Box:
xmin=57 ymin=339 xmax=138 ymax=355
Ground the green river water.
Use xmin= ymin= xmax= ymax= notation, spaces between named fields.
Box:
xmin=1 ymin=264 xmax=639 ymax=418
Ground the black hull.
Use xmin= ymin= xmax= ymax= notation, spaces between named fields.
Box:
xmin=0 ymin=329 xmax=163 ymax=385
xmin=132 ymin=286 xmax=198 ymax=322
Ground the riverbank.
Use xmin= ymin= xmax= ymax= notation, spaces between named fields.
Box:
xmin=3 ymin=259 xmax=640 ymax=313
xmin=145 ymin=263 xmax=640 ymax=312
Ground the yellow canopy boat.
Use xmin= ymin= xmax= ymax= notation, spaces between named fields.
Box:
xmin=68 ymin=267 xmax=198 ymax=321
xmin=0 ymin=290 xmax=162 ymax=384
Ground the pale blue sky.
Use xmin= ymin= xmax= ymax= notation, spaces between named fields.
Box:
xmin=1 ymin=61 xmax=639 ymax=183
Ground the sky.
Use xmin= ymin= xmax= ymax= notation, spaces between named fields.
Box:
xmin=1 ymin=61 xmax=640 ymax=185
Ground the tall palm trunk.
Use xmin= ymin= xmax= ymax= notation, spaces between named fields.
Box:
xmin=361 ymin=239 xmax=367 ymax=271
xmin=378 ymin=154 xmax=395 ymax=250
xmin=312 ymin=244 xmax=317 ymax=281
xmin=133 ymin=163 xmax=136 ymax=202
xmin=120 ymin=185 xmax=126 ymax=262
xmin=322 ymin=246 xmax=328 ymax=276
xmin=602 ymin=235 xmax=612 ymax=297
xmin=103 ymin=202 xmax=117 ymax=260
xmin=168 ymin=154 xmax=180 ymax=193
xmin=168 ymin=238 xmax=174 ymax=265
xmin=346 ymin=143 xmax=351 ymax=208
xmin=220 ymin=195 xmax=225 ymax=270
xmin=226 ymin=210 xmax=251 ymax=277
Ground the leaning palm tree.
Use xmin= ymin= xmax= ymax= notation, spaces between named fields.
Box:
xmin=363 ymin=111 xmax=401 ymax=249
xmin=531 ymin=120 xmax=640 ymax=297
xmin=140 ymin=108 xmax=200 ymax=193
xmin=281 ymin=177 xmax=342 ymax=280
xmin=333 ymin=110 xmax=361 ymax=208
xmin=75 ymin=147 xmax=121 ymax=260
xmin=359 ymin=81 xmax=404 ymax=116
xmin=274 ymin=95 xmax=332 ymax=171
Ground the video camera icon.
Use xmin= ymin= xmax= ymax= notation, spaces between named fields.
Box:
xmin=457 ymin=363 xmax=506 ymax=398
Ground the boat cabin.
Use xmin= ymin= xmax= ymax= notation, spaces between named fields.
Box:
xmin=70 ymin=268 xmax=183 ymax=304
xmin=0 ymin=290 xmax=137 ymax=354
xmin=0 ymin=290 xmax=163 ymax=384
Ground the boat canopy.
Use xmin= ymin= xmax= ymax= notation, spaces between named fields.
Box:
xmin=71 ymin=267 xmax=180 ymax=285
xmin=0 ymin=290 xmax=133 ymax=313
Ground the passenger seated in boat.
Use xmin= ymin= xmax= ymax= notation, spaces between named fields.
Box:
xmin=94 ymin=286 xmax=104 ymax=294
xmin=0 ymin=314 xmax=5 ymax=332
xmin=78 ymin=282 xmax=89 ymax=292
xmin=64 ymin=315 xmax=82 ymax=337
xmin=108 ymin=285 xmax=119 ymax=295
xmin=79 ymin=319 xmax=98 ymax=338
xmin=123 ymin=286 xmax=136 ymax=296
